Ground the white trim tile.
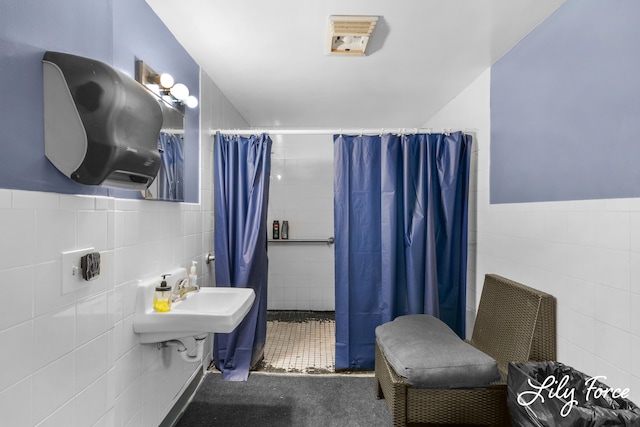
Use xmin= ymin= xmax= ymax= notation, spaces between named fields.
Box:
xmin=0 ymin=210 xmax=36 ymax=270
xmin=0 ymin=189 xmax=11 ymax=208
xmin=13 ymin=190 xmax=60 ymax=210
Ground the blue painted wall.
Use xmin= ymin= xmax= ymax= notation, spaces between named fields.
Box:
xmin=490 ymin=0 xmax=640 ymax=203
xmin=0 ymin=0 xmax=200 ymax=201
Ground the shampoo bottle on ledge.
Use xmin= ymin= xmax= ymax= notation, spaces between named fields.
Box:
xmin=189 ymin=261 xmax=198 ymax=288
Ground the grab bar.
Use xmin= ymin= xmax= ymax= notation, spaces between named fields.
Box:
xmin=268 ymin=237 xmax=334 ymax=244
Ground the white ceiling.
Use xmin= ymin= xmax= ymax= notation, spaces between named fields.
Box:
xmin=146 ymin=0 xmax=565 ymax=129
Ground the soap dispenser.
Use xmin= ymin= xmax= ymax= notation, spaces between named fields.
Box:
xmin=188 ymin=261 xmax=198 ymax=288
xmin=153 ymin=274 xmax=172 ymax=312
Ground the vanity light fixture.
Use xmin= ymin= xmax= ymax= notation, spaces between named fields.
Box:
xmin=185 ymin=96 xmax=198 ymax=108
xmin=135 ymin=60 xmax=198 ymax=111
xmin=170 ymin=82 xmax=189 ymax=100
xmin=159 ymin=73 xmax=174 ymax=89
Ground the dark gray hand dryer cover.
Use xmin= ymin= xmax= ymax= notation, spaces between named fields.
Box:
xmin=42 ymin=51 xmax=163 ymax=190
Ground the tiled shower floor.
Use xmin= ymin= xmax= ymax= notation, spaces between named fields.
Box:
xmin=258 ymin=311 xmax=335 ymax=374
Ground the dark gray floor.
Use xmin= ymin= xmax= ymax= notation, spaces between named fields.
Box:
xmin=176 ymin=372 xmax=393 ymax=426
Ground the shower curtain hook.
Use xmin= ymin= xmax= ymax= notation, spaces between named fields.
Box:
xmin=360 ymin=128 xmax=363 ymax=137
xmin=380 ymin=128 xmax=384 ymax=136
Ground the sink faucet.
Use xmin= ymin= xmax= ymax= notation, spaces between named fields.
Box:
xmin=172 ymin=278 xmax=200 ymax=302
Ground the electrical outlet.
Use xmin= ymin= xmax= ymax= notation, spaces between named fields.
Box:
xmin=61 ymin=247 xmax=96 ymax=294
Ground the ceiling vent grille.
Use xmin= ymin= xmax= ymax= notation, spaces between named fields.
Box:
xmin=327 ymin=15 xmax=379 ymax=56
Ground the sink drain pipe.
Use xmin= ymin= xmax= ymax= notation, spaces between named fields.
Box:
xmin=161 ymin=335 xmax=207 ymax=363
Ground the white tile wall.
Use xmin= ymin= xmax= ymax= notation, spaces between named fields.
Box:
xmin=0 ymin=266 xmax=34 ymax=330
xmin=1 ymin=378 xmax=33 ymax=427
xmin=425 ymin=68 xmax=640 ymax=401
xmin=0 ymin=189 xmax=211 ymax=427
xmin=0 ymin=70 xmax=248 ymax=426
xmin=32 ymin=353 xmax=75 ymax=425
xmin=267 ymin=134 xmax=335 ymax=311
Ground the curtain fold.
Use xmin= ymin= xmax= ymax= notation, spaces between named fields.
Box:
xmin=213 ymin=132 xmax=271 ymax=381
xmin=157 ymin=132 xmax=184 ymax=201
xmin=334 ymin=132 xmax=472 ymax=370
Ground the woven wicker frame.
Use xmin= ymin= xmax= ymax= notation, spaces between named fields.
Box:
xmin=375 ymin=274 xmax=557 ymax=426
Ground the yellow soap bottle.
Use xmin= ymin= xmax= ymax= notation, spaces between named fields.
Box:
xmin=153 ymin=274 xmax=172 ymax=312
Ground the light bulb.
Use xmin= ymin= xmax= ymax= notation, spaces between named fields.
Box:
xmin=159 ymin=73 xmax=174 ymax=88
xmin=170 ymin=83 xmax=189 ymax=100
xmin=342 ymin=35 xmax=353 ymax=44
xmin=185 ymin=95 xmax=198 ymax=108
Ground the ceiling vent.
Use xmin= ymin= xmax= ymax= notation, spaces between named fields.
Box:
xmin=327 ymin=15 xmax=379 ymax=56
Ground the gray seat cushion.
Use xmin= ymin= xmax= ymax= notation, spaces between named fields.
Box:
xmin=375 ymin=314 xmax=500 ymax=389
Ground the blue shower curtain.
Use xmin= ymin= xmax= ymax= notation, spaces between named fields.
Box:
xmin=213 ymin=133 xmax=271 ymax=381
xmin=334 ymin=132 xmax=472 ymax=370
xmin=157 ymin=132 xmax=184 ymax=201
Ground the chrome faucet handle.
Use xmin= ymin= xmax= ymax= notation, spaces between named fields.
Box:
xmin=172 ymin=278 xmax=199 ymax=302
xmin=172 ymin=278 xmax=188 ymax=296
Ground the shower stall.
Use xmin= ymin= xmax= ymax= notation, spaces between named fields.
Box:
xmin=266 ymin=134 xmax=335 ymax=312
xmin=263 ymin=133 xmax=336 ymax=373
xmin=215 ymin=128 xmax=471 ymax=373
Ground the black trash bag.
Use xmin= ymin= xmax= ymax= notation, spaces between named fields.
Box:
xmin=507 ymin=361 xmax=640 ymax=427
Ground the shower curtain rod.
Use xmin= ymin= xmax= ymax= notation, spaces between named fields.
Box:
xmin=161 ymin=128 xmax=185 ymax=135
xmin=209 ymin=128 xmax=477 ymax=136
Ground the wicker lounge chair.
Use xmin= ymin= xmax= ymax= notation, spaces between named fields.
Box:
xmin=375 ymin=274 xmax=557 ymax=426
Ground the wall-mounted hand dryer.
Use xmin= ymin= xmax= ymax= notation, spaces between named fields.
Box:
xmin=42 ymin=51 xmax=163 ymax=190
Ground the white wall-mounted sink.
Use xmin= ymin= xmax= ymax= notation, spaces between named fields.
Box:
xmin=133 ymin=267 xmax=255 ymax=343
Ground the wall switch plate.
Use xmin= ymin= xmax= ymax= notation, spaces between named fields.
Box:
xmin=61 ymin=247 xmax=96 ymax=294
